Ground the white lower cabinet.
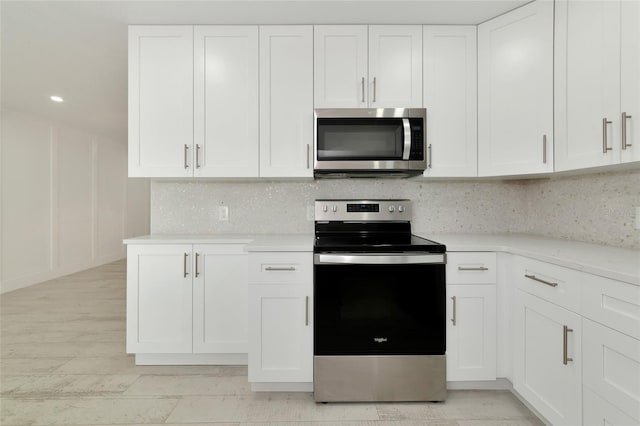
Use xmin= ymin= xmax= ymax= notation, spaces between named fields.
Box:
xmin=583 ymin=319 xmax=640 ymax=423
xmin=446 ymin=284 xmax=497 ymax=381
xmin=126 ymin=243 xmax=248 ymax=358
xmin=445 ymin=252 xmax=497 ymax=382
xmin=127 ymin=244 xmax=193 ymax=353
xmin=514 ymin=290 xmax=582 ymax=426
xmin=248 ymin=252 xmax=313 ymax=386
xmin=583 ymin=386 xmax=639 ymax=426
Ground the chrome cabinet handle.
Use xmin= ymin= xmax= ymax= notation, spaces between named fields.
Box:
xmin=264 ymin=266 xmax=296 ymax=271
xmin=306 ymin=144 xmax=310 ymax=169
xmin=373 ymin=77 xmax=376 ymax=103
xmin=427 ymin=144 xmax=432 ymax=169
xmin=563 ymin=325 xmax=574 ymax=365
xmin=623 ymin=112 xmax=633 ymax=150
xmin=543 ymin=134 xmax=547 ymax=164
xmin=305 ymin=296 xmax=309 ymax=326
xmin=184 ymin=144 xmax=190 ymax=169
xmin=458 ymin=266 xmax=489 ymax=271
xmin=603 ymin=118 xmax=613 ymax=153
xmin=361 ymin=77 xmax=365 ymax=103
xmin=183 ymin=253 xmax=189 ymax=277
xmin=525 ymin=274 xmax=558 ymax=287
xmin=195 ymin=253 xmax=200 ymax=278
xmin=451 ymin=296 xmax=457 ymax=326
xmin=196 ymin=144 xmax=201 ymax=169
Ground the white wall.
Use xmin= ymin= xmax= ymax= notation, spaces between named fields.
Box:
xmin=1 ymin=109 xmax=150 ymax=293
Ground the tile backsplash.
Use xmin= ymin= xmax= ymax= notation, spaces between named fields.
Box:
xmin=150 ymin=169 xmax=640 ymax=249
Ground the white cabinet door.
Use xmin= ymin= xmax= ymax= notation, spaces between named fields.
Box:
xmin=583 ymin=386 xmax=640 ymax=426
xmin=128 ymin=26 xmax=194 ymax=177
xmin=423 ymin=26 xmax=477 ymax=177
xmin=446 ymin=284 xmax=496 ymax=381
xmin=478 ymin=1 xmax=554 ymax=176
xmin=555 ymin=0 xmax=621 ymax=171
xmin=514 ymin=291 xmax=582 ymax=426
xmin=248 ymin=284 xmax=313 ymax=382
xmin=194 ymin=26 xmax=259 ymax=177
xmin=193 ymin=244 xmax=248 ymax=354
xmin=314 ymin=26 xmax=368 ymax=108
xmin=259 ymin=26 xmax=313 ymax=178
xmin=368 ymin=25 xmax=423 ymax=108
xmin=582 ymin=319 xmax=640 ymax=422
xmin=126 ymin=245 xmax=193 ymax=353
xmin=621 ymin=0 xmax=640 ymax=164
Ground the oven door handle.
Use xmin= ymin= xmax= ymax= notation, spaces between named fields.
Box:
xmin=314 ymin=253 xmax=445 ymax=265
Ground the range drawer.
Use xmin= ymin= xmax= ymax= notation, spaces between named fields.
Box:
xmin=446 ymin=252 xmax=497 ymax=284
xmin=514 ymin=256 xmax=581 ymax=314
xmin=249 ymin=252 xmax=312 ymax=285
xmin=581 ymin=274 xmax=640 ymax=341
xmin=583 ymin=319 xmax=640 ymax=422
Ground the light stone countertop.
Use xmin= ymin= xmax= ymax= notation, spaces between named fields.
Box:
xmin=124 ymin=233 xmax=639 ymax=285
xmin=123 ymin=234 xmax=255 ymax=244
xmin=124 ymin=233 xmax=315 ymax=252
xmin=421 ymin=233 xmax=640 ymax=286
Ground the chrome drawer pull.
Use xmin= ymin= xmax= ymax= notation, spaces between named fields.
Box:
xmin=451 ymin=296 xmax=457 ymax=326
xmin=265 ymin=266 xmax=296 ymax=271
xmin=458 ymin=266 xmax=489 ymax=271
xmin=563 ymin=325 xmax=574 ymax=365
xmin=305 ymin=296 xmax=309 ymax=326
xmin=525 ymin=274 xmax=558 ymax=287
xmin=183 ymin=253 xmax=189 ymax=278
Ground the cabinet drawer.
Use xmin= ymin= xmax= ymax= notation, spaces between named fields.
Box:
xmin=582 ymin=274 xmax=640 ymax=341
xmin=249 ymin=252 xmax=312 ymax=284
xmin=514 ymin=256 xmax=581 ymax=314
xmin=583 ymin=319 xmax=640 ymax=422
xmin=446 ymin=252 xmax=497 ymax=284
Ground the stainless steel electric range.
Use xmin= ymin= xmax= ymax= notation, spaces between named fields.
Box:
xmin=313 ymin=199 xmax=447 ymax=402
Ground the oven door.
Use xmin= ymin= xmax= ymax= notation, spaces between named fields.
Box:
xmin=314 ymin=252 xmax=446 ymax=356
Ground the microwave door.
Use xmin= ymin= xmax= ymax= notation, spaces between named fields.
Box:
xmin=402 ymin=118 xmax=411 ymax=160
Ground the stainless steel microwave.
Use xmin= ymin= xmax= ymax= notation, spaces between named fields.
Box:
xmin=314 ymin=108 xmax=427 ymax=177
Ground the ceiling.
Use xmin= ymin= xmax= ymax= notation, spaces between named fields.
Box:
xmin=1 ymin=0 xmax=530 ymax=141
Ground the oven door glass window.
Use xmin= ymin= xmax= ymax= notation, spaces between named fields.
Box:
xmin=316 ymin=118 xmax=405 ymax=160
xmin=314 ymin=263 xmax=445 ymax=356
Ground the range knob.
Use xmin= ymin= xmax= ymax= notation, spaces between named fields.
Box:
xmin=332 ymin=205 xmax=338 ymax=213
xmin=388 ymin=205 xmax=395 ymax=213
xmin=322 ymin=205 xmax=328 ymax=212
xmin=398 ymin=205 xmax=405 ymax=213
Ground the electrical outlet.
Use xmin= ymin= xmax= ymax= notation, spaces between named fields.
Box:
xmin=218 ymin=206 xmax=229 ymax=222
xmin=636 ymin=207 xmax=640 ymax=230
xmin=307 ymin=205 xmax=315 ymax=221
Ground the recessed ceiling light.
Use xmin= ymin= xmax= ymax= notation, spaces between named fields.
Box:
xmin=50 ymin=95 xmax=64 ymax=103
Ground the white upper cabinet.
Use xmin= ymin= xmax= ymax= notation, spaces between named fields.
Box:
xmin=259 ymin=26 xmax=314 ymax=178
xmin=621 ymin=0 xmax=640 ymax=164
xmin=314 ymin=25 xmax=422 ymax=108
xmin=423 ymin=26 xmax=477 ymax=177
xmin=369 ymin=26 xmax=423 ymax=108
xmin=129 ymin=25 xmax=259 ymax=178
xmin=555 ymin=0 xmax=639 ymax=170
xmin=314 ymin=26 xmax=368 ymax=108
xmin=128 ymin=26 xmax=194 ymax=177
xmin=194 ymin=26 xmax=259 ymax=177
xmin=478 ymin=0 xmax=554 ymax=177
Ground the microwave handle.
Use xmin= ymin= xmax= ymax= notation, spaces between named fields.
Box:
xmin=402 ymin=118 xmax=411 ymax=160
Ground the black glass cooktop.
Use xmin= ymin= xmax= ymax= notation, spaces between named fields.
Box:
xmin=314 ymin=221 xmax=446 ymax=253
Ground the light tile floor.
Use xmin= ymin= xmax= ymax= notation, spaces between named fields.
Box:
xmin=1 ymin=260 xmax=544 ymax=426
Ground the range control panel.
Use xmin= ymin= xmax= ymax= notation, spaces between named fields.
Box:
xmin=315 ymin=200 xmax=411 ymax=222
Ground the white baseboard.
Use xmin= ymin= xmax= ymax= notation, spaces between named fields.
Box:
xmin=135 ymin=353 xmax=248 ymax=365
xmin=1 ymin=254 xmax=125 ymax=294
xmin=447 ymin=378 xmax=512 ymax=390
xmin=251 ymin=382 xmax=313 ymax=392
